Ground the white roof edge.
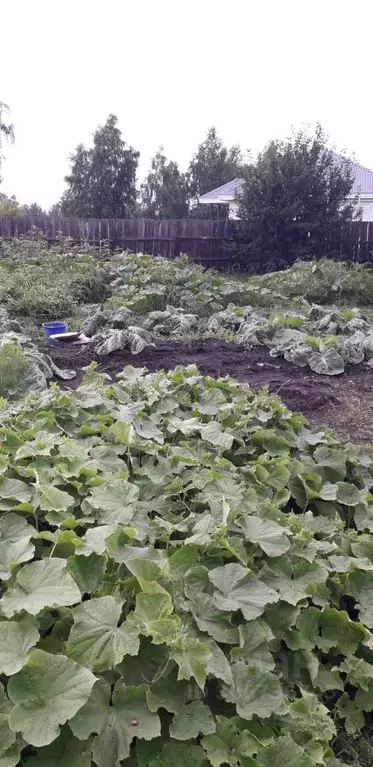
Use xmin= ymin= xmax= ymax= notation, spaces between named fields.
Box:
xmin=349 ymin=193 xmax=373 ymax=199
xmin=199 ymin=195 xmax=236 ymax=204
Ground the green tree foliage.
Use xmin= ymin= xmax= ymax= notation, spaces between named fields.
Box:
xmin=0 ymin=194 xmax=46 ymax=217
xmin=237 ymin=124 xmax=356 ymax=264
xmin=140 ymin=148 xmax=190 ymax=218
xmin=61 ymin=115 xmax=139 ymax=218
xmin=189 ymin=127 xmax=243 ymax=199
xmin=48 ymin=202 xmax=62 ymax=216
xmin=0 ymin=192 xmax=20 ymax=216
xmin=20 ymin=203 xmax=46 ymax=216
xmin=0 ymin=102 xmax=14 ymax=182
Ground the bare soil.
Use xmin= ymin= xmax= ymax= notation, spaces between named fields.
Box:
xmin=57 ymin=340 xmax=373 ymax=443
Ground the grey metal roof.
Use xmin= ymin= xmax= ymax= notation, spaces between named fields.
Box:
xmin=199 ymin=158 xmax=373 ymax=204
xmin=350 ymin=160 xmax=373 ymax=195
xmin=199 ymin=178 xmax=244 ymax=203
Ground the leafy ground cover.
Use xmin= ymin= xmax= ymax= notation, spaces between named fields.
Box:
xmin=63 ymin=339 xmax=373 ymax=443
xmin=249 ymin=259 xmax=373 ymax=308
xmin=140 ymin=304 xmax=373 ymax=375
xmin=3 ymin=236 xmax=373 ymax=376
xmin=72 ymin=254 xmax=373 ymax=375
xmin=0 ymin=365 xmax=373 ymax=765
xmin=104 ymin=252 xmax=373 ymax=314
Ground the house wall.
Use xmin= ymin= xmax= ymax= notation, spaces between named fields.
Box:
xmin=229 ymin=197 xmax=373 ymax=222
xmin=228 ymin=201 xmax=240 ymax=220
xmin=348 ymin=196 xmax=373 ymax=222
xmin=359 ymin=198 xmax=373 ymax=222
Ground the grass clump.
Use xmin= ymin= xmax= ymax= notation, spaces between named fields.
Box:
xmin=0 ymin=344 xmax=32 ymax=399
xmin=0 ymin=235 xmax=111 ymax=321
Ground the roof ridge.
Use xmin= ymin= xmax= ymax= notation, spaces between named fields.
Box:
xmin=333 ymin=151 xmax=373 ymax=176
xmin=350 ymin=158 xmax=373 ymax=175
xmin=199 ymin=177 xmax=245 ymax=202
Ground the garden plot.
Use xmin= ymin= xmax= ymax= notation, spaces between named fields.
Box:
xmin=1 ymin=239 xmax=373 ymax=765
xmin=0 ymin=365 xmax=373 ymax=766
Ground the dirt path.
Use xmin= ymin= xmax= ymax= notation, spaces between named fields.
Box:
xmin=59 ymin=340 xmax=373 ymax=443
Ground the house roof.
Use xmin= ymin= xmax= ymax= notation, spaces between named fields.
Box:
xmin=199 ymin=157 xmax=373 ymax=204
xmin=349 ymin=160 xmax=373 ymax=195
xmin=199 ymin=178 xmax=245 ymax=204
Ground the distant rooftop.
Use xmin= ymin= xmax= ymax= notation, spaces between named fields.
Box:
xmin=199 ymin=178 xmax=245 ymax=204
xmin=199 ymin=157 xmax=373 ymax=204
xmin=349 ymin=160 xmax=373 ymax=195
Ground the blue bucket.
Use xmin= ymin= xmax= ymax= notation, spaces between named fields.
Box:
xmin=42 ymin=321 xmax=67 ymax=345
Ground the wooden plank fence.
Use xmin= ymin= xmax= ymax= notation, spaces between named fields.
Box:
xmin=1 ymin=216 xmax=373 ymax=272
xmin=0 ymin=216 xmax=235 ymax=269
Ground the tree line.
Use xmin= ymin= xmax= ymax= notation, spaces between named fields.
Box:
xmin=0 ymin=106 xmax=358 ymax=262
xmin=0 ymin=112 xmax=243 ymax=219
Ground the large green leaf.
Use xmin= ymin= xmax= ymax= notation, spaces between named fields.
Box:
xmin=0 ymin=683 xmax=19 ymax=767
xmin=24 ymin=726 xmax=92 ymax=767
xmin=318 ymin=608 xmax=367 ymax=654
xmin=170 ymin=635 xmax=212 ymax=689
xmin=0 ymin=512 xmax=35 ymax=580
xmin=146 ymin=671 xmax=195 ymax=714
xmin=170 ymin=700 xmax=215 ymax=740
xmin=190 ymin=593 xmax=239 ymax=644
xmin=88 ymin=479 xmax=139 ymax=524
xmin=105 ymin=538 xmax=167 ymax=580
xmin=251 ymin=429 xmax=294 ymax=457
xmin=260 ymin=558 xmax=327 ymax=605
xmin=67 ymin=596 xmax=139 ymax=670
xmin=69 ymin=678 xmax=109 ymax=741
xmin=231 ymin=621 xmax=275 ymax=671
xmin=149 ymin=742 xmax=206 ymax=767
xmin=202 ymin=717 xmax=241 ymax=767
xmin=288 ymin=691 xmax=335 ymax=742
xmin=294 ymin=606 xmax=367 ymax=655
xmin=67 ymin=553 xmax=107 ymax=594
xmin=347 ymin=570 xmax=373 ymax=626
xmin=209 ymin=563 xmax=279 ymax=620
xmin=70 ymin=679 xmax=161 ymax=767
xmin=195 ymin=388 xmax=227 ymax=415
xmin=335 ymin=482 xmax=362 ymax=506
xmin=202 ymin=716 xmax=274 ymax=767
xmin=0 ymin=620 xmax=39 ymax=675
xmin=39 ymin=485 xmax=75 ymax=513
xmin=0 ymin=477 xmax=32 ymax=504
xmin=238 ymin=516 xmax=291 ymax=557
xmin=199 ymin=421 xmax=234 ymax=450
xmin=8 ymin=649 xmax=96 ymax=747
xmin=337 ymin=693 xmax=365 ymax=734
xmin=118 ymin=638 xmax=170 ymax=686
xmin=355 ymin=681 xmax=373 ymax=712
xmin=0 ymin=741 xmax=21 ymax=767
xmin=127 ymin=582 xmax=180 ymax=644
xmin=221 ymin=662 xmax=287 ymax=719
xmin=79 ymin=525 xmax=115 ymax=556
xmin=258 ymin=735 xmax=314 ymax=767
xmin=134 ymin=415 xmax=164 ymax=444
xmin=1 ymin=558 xmax=81 ymax=617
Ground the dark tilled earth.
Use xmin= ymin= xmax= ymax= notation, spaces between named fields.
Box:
xmin=57 ymin=340 xmax=373 ymax=443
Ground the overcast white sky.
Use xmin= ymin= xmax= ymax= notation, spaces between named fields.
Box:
xmin=1 ymin=0 xmax=373 ymax=209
